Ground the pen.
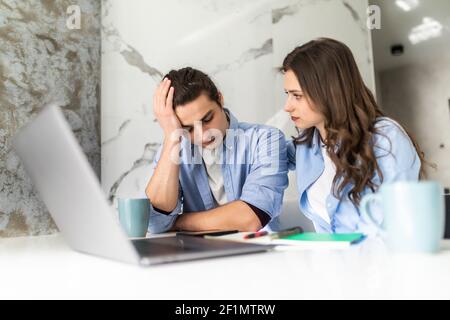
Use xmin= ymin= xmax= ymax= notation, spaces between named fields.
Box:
xmin=350 ymin=234 xmax=367 ymax=245
xmin=244 ymin=231 xmax=269 ymax=239
xmin=270 ymin=226 xmax=303 ymax=239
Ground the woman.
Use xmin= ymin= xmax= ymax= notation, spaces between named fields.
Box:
xmin=282 ymin=38 xmax=426 ymax=235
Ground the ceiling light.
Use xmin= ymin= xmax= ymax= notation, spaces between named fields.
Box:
xmin=395 ymin=0 xmax=419 ymax=12
xmin=409 ymin=17 xmax=443 ymax=45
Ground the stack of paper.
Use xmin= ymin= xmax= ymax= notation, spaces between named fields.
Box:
xmin=206 ymin=232 xmax=365 ymax=250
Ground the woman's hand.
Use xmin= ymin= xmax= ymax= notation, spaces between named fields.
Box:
xmin=153 ymin=78 xmax=181 ymax=137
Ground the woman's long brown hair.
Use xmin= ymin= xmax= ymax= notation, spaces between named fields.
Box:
xmin=282 ymin=38 xmax=426 ymax=205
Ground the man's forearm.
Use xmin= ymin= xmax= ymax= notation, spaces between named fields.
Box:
xmin=173 ymin=201 xmax=262 ymax=232
xmin=146 ymin=138 xmax=181 ymax=212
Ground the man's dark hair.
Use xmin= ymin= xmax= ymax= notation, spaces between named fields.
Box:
xmin=164 ymin=67 xmax=222 ymax=109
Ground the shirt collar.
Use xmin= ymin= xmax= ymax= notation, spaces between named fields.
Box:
xmin=224 ymin=108 xmax=238 ymax=151
xmin=311 ymin=128 xmax=322 ymax=155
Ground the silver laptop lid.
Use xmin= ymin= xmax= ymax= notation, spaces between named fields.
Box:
xmin=12 ymin=105 xmax=139 ymax=265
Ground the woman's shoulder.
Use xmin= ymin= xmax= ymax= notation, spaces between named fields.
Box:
xmin=375 ymin=116 xmax=406 ymax=132
xmin=373 ymin=117 xmax=410 ymax=143
xmin=372 ymin=117 xmax=417 ymax=159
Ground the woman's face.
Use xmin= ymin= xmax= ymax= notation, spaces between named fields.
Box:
xmin=283 ymin=70 xmax=324 ymax=130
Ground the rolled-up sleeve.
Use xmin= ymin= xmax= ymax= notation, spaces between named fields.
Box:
xmin=239 ymin=128 xmax=289 ymax=222
xmin=147 ymin=146 xmax=183 ymax=234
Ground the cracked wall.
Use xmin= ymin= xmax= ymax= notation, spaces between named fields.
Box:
xmin=0 ymin=0 xmax=101 ymax=237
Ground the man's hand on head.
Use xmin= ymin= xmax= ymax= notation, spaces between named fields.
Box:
xmin=153 ymin=78 xmax=181 ymax=138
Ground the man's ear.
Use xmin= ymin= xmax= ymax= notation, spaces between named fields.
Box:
xmin=218 ymin=92 xmax=224 ymax=107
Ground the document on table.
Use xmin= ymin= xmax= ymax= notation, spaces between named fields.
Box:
xmin=205 ymin=232 xmax=365 ymax=250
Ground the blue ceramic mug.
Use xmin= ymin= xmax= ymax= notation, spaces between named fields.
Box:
xmin=118 ymin=198 xmax=150 ymax=238
xmin=360 ymin=181 xmax=445 ymax=253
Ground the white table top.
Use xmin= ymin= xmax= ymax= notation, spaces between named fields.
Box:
xmin=1 ymin=234 xmax=450 ymax=299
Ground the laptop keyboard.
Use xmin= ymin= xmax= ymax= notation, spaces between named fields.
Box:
xmin=132 ymin=235 xmax=266 ymax=256
xmin=132 ymin=237 xmax=197 ymax=256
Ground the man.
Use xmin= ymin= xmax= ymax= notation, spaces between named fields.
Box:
xmin=146 ymin=67 xmax=288 ymax=233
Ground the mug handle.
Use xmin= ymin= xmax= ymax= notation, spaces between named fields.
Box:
xmin=360 ymin=193 xmax=384 ymax=231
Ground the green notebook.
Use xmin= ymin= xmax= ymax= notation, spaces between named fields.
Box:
xmin=282 ymin=233 xmax=365 ymax=243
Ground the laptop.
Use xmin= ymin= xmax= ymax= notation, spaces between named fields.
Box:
xmin=12 ymin=105 xmax=274 ymax=266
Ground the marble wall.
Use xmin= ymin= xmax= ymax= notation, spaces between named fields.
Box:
xmin=101 ymin=0 xmax=375 ymax=207
xmin=0 ymin=0 xmax=101 ymax=237
xmin=0 ymin=0 xmax=375 ymax=237
xmin=380 ymin=53 xmax=450 ymax=188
